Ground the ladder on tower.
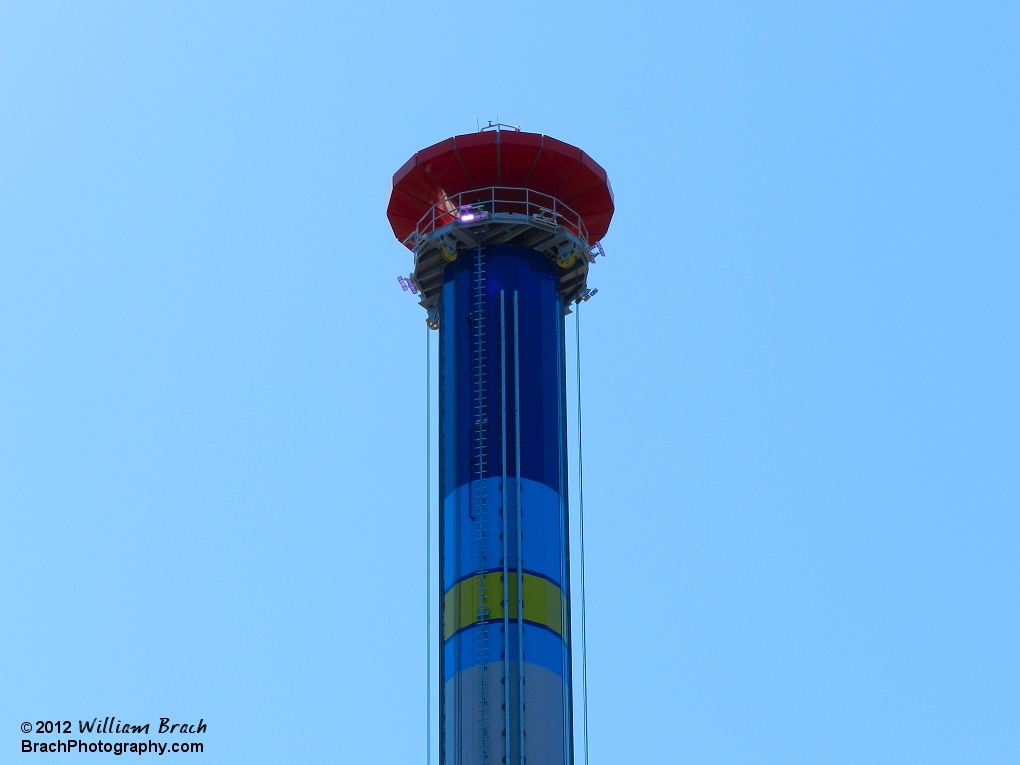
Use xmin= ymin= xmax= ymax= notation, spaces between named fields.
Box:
xmin=471 ymin=247 xmax=491 ymax=765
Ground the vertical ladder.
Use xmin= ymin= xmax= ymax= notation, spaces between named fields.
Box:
xmin=513 ymin=291 xmax=526 ymax=765
xmin=471 ymin=247 xmax=491 ymax=765
xmin=500 ymin=291 xmax=511 ymax=765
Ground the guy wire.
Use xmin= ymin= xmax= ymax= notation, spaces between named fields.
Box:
xmin=575 ymin=302 xmax=590 ymax=765
xmin=426 ymin=324 xmax=432 ymax=765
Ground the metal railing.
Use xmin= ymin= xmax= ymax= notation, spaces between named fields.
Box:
xmin=405 ymin=187 xmax=590 ymax=246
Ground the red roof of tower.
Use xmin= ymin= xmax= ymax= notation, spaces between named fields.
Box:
xmin=386 ymin=130 xmax=614 ymax=247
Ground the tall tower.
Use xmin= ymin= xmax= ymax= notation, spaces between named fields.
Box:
xmin=387 ymin=126 xmax=614 ymax=765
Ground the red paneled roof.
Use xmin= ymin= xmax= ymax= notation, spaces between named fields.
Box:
xmin=386 ymin=131 xmax=614 ymax=247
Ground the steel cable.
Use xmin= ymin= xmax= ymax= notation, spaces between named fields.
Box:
xmin=426 ymin=324 xmax=432 ymax=765
xmin=575 ymin=303 xmax=590 ymax=765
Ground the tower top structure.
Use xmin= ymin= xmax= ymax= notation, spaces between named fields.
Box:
xmin=386 ymin=128 xmax=614 ymax=324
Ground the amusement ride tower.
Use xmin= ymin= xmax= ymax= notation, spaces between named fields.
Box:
xmin=387 ymin=125 xmax=614 ymax=765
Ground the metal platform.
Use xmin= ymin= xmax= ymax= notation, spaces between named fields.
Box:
xmin=404 ymin=187 xmax=598 ymax=325
xmin=387 ymin=130 xmax=613 ymax=328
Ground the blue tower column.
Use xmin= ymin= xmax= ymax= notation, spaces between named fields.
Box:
xmin=440 ymin=244 xmax=574 ymax=765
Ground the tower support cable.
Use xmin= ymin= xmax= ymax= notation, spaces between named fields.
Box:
xmin=426 ymin=324 xmax=432 ymax=765
xmin=575 ymin=303 xmax=590 ymax=765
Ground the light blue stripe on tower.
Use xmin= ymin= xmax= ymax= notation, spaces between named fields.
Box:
xmin=443 ymin=477 xmax=564 ymax=586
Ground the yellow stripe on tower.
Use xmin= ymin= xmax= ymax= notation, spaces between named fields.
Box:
xmin=443 ymin=573 xmax=566 ymax=641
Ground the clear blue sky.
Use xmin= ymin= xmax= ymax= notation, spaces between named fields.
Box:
xmin=1 ymin=2 xmax=1017 ymax=763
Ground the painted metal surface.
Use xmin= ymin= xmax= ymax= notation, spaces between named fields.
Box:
xmin=386 ymin=131 xmax=614 ymax=246
xmin=440 ymin=244 xmax=573 ymax=765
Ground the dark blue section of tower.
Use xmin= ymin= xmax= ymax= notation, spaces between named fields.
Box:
xmin=439 ymin=244 xmax=574 ymax=765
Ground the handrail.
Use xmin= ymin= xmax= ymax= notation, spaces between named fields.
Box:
xmin=405 ymin=187 xmax=590 ymax=246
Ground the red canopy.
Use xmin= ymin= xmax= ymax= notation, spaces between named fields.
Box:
xmin=386 ymin=131 xmax=614 ymax=247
